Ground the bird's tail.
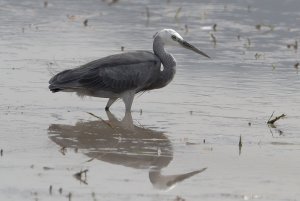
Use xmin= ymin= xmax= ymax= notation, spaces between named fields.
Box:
xmin=48 ymin=69 xmax=78 ymax=93
xmin=49 ymin=85 xmax=62 ymax=93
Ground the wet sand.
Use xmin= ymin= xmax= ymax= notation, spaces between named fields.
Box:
xmin=1 ymin=0 xmax=300 ymax=200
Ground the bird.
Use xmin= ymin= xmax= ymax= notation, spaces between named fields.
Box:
xmin=49 ymin=29 xmax=210 ymax=112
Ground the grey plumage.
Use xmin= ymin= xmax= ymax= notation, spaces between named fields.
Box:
xmin=49 ymin=51 xmax=162 ymax=94
xmin=49 ymin=29 xmax=210 ymax=112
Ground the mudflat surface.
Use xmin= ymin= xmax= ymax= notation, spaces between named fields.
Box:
xmin=0 ymin=0 xmax=300 ymax=200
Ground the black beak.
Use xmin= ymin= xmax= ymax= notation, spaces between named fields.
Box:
xmin=180 ymin=40 xmax=210 ymax=59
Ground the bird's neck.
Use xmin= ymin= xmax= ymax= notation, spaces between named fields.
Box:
xmin=153 ymin=37 xmax=176 ymax=69
xmin=140 ymin=36 xmax=176 ymax=90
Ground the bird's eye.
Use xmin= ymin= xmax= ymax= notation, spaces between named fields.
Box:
xmin=171 ymin=35 xmax=177 ymax=41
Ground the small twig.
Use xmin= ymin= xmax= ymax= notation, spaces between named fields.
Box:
xmin=267 ymin=113 xmax=286 ymax=125
xmin=213 ymin=24 xmax=217 ymax=31
xmin=175 ymin=7 xmax=182 ymax=20
xmin=59 ymin=146 xmax=67 ymax=155
xmin=85 ymin=157 xmax=95 ymax=163
xmin=145 ymin=6 xmax=150 ymax=26
xmin=83 ymin=19 xmax=88 ymax=27
xmin=210 ymin=33 xmax=217 ymax=47
xmin=58 ymin=188 xmax=63 ymax=195
xmin=49 ymin=185 xmax=53 ymax=195
xmin=68 ymin=192 xmax=72 ymax=201
xmin=267 ymin=111 xmax=275 ymax=123
xmin=247 ymin=38 xmax=251 ymax=47
xmin=146 ymin=6 xmax=150 ymax=19
xmin=184 ymin=24 xmax=189 ymax=34
xmin=239 ymin=135 xmax=242 ymax=156
xmin=74 ymin=169 xmax=89 ymax=185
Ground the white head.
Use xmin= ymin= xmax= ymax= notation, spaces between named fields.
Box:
xmin=154 ymin=29 xmax=184 ymax=46
xmin=154 ymin=29 xmax=210 ymax=58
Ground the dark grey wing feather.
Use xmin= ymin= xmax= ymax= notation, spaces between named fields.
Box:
xmin=49 ymin=51 xmax=161 ymax=94
xmin=77 ymin=67 xmax=139 ymax=92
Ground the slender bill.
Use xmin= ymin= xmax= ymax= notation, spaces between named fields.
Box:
xmin=180 ymin=40 xmax=210 ymax=59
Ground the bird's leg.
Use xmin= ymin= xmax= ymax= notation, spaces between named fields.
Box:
xmin=121 ymin=112 xmax=135 ymax=130
xmin=123 ymin=112 xmax=133 ymax=125
xmin=105 ymin=98 xmax=117 ymax=111
xmin=105 ymin=110 xmax=119 ymax=122
xmin=122 ymin=91 xmax=135 ymax=112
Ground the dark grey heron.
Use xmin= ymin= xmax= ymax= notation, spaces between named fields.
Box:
xmin=49 ymin=29 xmax=210 ymax=112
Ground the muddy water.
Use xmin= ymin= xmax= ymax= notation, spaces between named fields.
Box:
xmin=1 ymin=0 xmax=300 ymax=200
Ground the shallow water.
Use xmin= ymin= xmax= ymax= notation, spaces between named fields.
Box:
xmin=1 ymin=0 xmax=300 ymax=200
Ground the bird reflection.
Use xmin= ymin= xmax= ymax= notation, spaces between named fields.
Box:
xmin=150 ymin=167 xmax=207 ymax=190
xmin=48 ymin=111 xmax=206 ymax=190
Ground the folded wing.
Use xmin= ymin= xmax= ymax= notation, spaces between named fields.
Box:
xmin=49 ymin=51 xmax=161 ymax=94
